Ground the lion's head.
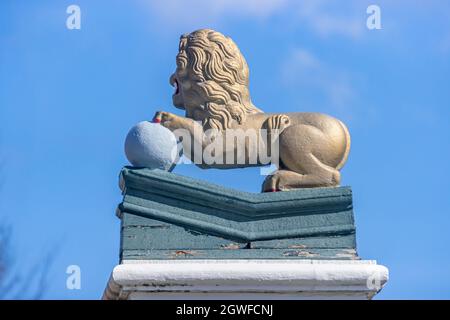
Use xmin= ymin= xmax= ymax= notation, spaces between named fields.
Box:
xmin=169 ymin=29 xmax=262 ymax=130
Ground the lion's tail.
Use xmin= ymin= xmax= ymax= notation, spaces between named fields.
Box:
xmin=336 ymin=120 xmax=351 ymax=170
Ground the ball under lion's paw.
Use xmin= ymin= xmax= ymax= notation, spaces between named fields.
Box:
xmin=124 ymin=120 xmax=182 ymax=171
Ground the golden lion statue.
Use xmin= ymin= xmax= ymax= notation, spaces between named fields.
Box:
xmin=156 ymin=29 xmax=350 ymax=192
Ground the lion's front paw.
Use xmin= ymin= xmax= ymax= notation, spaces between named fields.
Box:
xmin=154 ymin=111 xmax=185 ymax=131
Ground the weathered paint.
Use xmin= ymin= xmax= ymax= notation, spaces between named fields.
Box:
xmin=121 ymin=249 xmax=359 ymax=260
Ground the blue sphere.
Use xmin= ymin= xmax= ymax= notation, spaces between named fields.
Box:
xmin=124 ymin=121 xmax=181 ymax=171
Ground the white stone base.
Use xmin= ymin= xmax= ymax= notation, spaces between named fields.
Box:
xmin=103 ymin=260 xmax=388 ymax=300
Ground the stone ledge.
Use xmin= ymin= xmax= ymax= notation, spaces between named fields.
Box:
xmin=103 ymin=259 xmax=388 ymax=300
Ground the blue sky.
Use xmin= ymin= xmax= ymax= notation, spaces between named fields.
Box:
xmin=0 ymin=0 xmax=449 ymax=299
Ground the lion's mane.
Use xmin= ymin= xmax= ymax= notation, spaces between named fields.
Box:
xmin=176 ymin=29 xmax=262 ymax=130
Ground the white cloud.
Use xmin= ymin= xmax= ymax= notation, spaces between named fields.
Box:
xmin=143 ymin=0 xmax=288 ymax=29
xmin=142 ymin=0 xmax=450 ymax=42
xmin=212 ymin=0 xmax=288 ymax=18
xmin=281 ymin=48 xmax=358 ymax=117
xmin=142 ymin=0 xmax=365 ymax=39
xmin=294 ymin=0 xmax=365 ymax=39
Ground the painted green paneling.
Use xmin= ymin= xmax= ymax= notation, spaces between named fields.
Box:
xmin=122 ymin=214 xmax=247 ymax=250
xmin=117 ymin=167 xmax=359 ymax=261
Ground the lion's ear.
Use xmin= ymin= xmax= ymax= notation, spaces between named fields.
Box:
xmin=227 ymin=103 xmax=246 ymax=125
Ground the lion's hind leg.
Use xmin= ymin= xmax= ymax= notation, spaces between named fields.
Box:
xmin=262 ymin=167 xmax=340 ymax=192
xmin=262 ymin=170 xmax=302 ymax=192
xmin=262 ymin=124 xmax=341 ymax=191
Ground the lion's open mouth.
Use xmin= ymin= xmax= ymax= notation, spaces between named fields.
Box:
xmin=174 ymin=79 xmax=180 ymax=95
xmin=170 ymin=73 xmax=180 ymax=96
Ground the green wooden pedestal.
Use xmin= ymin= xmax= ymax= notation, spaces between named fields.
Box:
xmin=117 ymin=167 xmax=358 ymax=261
